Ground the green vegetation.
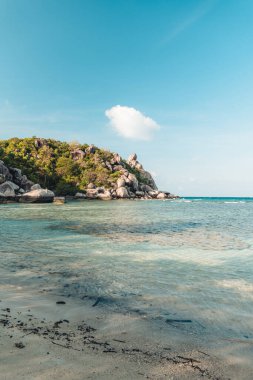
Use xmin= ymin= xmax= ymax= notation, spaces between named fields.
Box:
xmin=0 ymin=137 xmax=123 ymax=195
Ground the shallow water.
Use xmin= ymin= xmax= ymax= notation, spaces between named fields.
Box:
xmin=1 ymin=198 xmax=253 ymax=341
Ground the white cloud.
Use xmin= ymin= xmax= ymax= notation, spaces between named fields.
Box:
xmin=105 ymin=105 xmax=160 ymax=141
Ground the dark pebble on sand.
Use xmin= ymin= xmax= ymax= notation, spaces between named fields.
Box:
xmin=15 ymin=342 xmax=25 ymax=349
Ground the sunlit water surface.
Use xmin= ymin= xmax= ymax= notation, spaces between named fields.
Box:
xmin=1 ymin=198 xmax=253 ymax=341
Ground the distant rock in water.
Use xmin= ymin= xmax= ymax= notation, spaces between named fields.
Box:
xmin=0 ymin=138 xmax=178 ymax=202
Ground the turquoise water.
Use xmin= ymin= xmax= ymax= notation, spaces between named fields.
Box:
xmin=0 ymin=198 xmax=253 ymax=340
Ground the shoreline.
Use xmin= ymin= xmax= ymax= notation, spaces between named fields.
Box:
xmin=1 ymin=286 xmax=252 ymax=380
xmin=0 ymin=194 xmax=179 ymax=205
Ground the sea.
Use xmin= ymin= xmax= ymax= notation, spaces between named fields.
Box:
xmin=0 ymin=197 xmax=253 ymax=342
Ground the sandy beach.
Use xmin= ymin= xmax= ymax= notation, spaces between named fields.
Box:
xmin=1 ymin=284 xmax=253 ymax=380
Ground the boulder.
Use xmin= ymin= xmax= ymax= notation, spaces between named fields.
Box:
xmin=135 ymin=163 xmax=143 ymax=170
xmin=135 ymin=191 xmax=145 ymax=197
xmin=117 ymin=178 xmax=125 ymax=188
xmin=139 ymin=170 xmax=157 ymax=190
xmin=71 ymin=148 xmax=85 ymax=160
xmin=0 ymin=174 xmax=5 ymax=184
xmin=148 ymin=190 xmax=159 ymax=198
xmin=20 ymin=178 xmax=34 ymax=192
xmin=157 ymin=192 xmax=167 ymax=199
xmin=20 ymin=189 xmax=55 ymax=203
xmin=0 ymin=181 xmax=19 ymax=197
xmin=31 ymin=184 xmax=41 ymax=190
xmin=87 ymin=183 xmax=96 ymax=189
xmin=128 ymin=153 xmax=137 ymax=162
xmin=97 ymin=190 xmax=112 ymax=200
xmin=128 ymin=173 xmax=139 ymax=191
xmin=141 ymin=184 xmax=154 ymax=192
xmin=116 ymin=186 xmax=129 ymax=198
xmin=75 ymin=192 xmax=87 ymax=198
xmin=113 ymin=165 xmax=123 ymax=172
xmin=85 ymin=189 xmax=98 ymax=199
xmin=9 ymin=167 xmax=22 ymax=180
xmin=112 ymin=153 xmax=122 ymax=164
xmin=0 ymin=162 xmax=12 ymax=182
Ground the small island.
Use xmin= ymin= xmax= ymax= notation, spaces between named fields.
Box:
xmin=0 ymin=137 xmax=177 ymax=203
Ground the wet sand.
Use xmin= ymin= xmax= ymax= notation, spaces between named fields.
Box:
xmin=1 ymin=287 xmax=252 ymax=380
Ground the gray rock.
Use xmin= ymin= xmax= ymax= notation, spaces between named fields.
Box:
xmin=116 ymin=186 xmax=129 ymax=198
xmin=97 ymin=190 xmax=112 ymax=200
xmin=96 ymin=187 xmax=105 ymax=194
xmin=21 ymin=179 xmax=34 ymax=192
xmin=20 ymin=189 xmax=55 ymax=203
xmin=71 ymin=148 xmax=85 ymax=160
xmin=135 ymin=163 xmax=143 ymax=170
xmin=128 ymin=153 xmax=137 ymax=162
xmin=85 ymin=189 xmax=98 ymax=199
xmin=0 ymin=181 xmax=19 ymax=197
xmin=157 ymin=192 xmax=167 ymax=199
xmin=31 ymin=184 xmax=41 ymax=190
xmin=87 ymin=183 xmax=96 ymax=189
xmin=9 ymin=167 xmax=22 ymax=179
xmin=0 ymin=174 xmax=5 ymax=184
xmin=128 ymin=173 xmax=139 ymax=191
xmin=75 ymin=192 xmax=87 ymax=198
xmin=128 ymin=160 xmax=137 ymax=168
xmin=0 ymin=162 xmax=12 ymax=182
xmin=139 ymin=170 xmax=158 ymax=190
xmin=112 ymin=153 xmax=122 ymax=164
xmin=117 ymin=178 xmax=125 ymax=188
xmin=141 ymin=184 xmax=154 ymax=192
xmin=148 ymin=190 xmax=159 ymax=198
xmin=113 ymin=165 xmax=123 ymax=172
xmin=135 ymin=191 xmax=145 ymax=197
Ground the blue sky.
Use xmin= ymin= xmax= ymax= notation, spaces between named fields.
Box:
xmin=0 ymin=0 xmax=253 ymax=196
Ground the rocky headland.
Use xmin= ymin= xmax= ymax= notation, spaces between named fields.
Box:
xmin=0 ymin=137 xmax=177 ymax=203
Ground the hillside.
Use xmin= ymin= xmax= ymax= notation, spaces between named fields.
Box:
xmin=0 ymin=137 xmax=175 ymax=201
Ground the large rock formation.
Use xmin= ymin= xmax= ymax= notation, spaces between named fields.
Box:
xmin=0 ymin=137 xmax=178 ymax=202
xmin=74 ymin=153 xmax=177 ymax=200
xmin=0 ymin=161 xmax=54 ymax=203
xmin=127 ymin=154 xmax=158 ymax=190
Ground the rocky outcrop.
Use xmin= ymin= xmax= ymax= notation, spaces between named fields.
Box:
xmin=127 ymin=154 xmax=157 ymax=190
xmin=0 ymin=146 xmax=177 ymax=202
xmin=0 ymin=161 xmax=54 ymax=203
xmin=73 ymin=152 xmax=177 ymax=201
